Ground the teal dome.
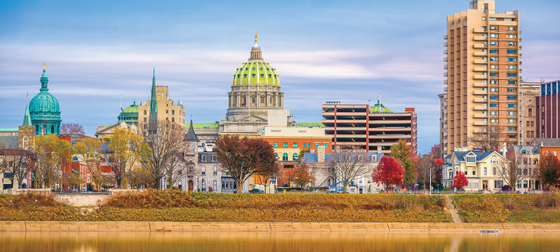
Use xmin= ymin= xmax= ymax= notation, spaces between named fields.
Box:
xmin=29 ymin=66 xmax=62 ymax=135
xmin=118 ymin=101 xmax=139 ymax=125
xmin=370 ymin=100 xmax=392 ymax=113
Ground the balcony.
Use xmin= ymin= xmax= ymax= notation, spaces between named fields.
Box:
xmin=444 ymin=34 xmax=448 ymax=39
xmin=444 ymin=87 xmax=448 ymax=92
xmin=519 ymin=53 xmax=523 ymax=58
xmin=473 ymin=75 xmax=487 ymax=80
xmin=473 ymin=59 xmax=487 ymax=64
xmin=444 ymin=80 xmax=448 ymax=84
xmin=444 ymin=49 xmax=448 ymax=54
xmin=444 ymin=42 xmax=448 ymax=47
xmin=473 ymin=98 xmax=487 ymax=103
xmin=473 ymin=44 xmax=487 ymax=49
xmin=473 ymin=121 xmax=487 ymax=126
xmin=473 ymin=90 xmax=487 ymax=95
xmin=473 ymin=106 xmax=486 ymax=110
xmin=473 ymin=28 xmax=485 ymax=33
xmin=444 ymin=72 xmax=448 ymax=77
xmin=473 ymin=51 xmax=487 ymax=56
xmin=473 ymin=113 xmax=486 ymax=118
xmin=444 ymin=65 xmax=448 ymax=69
xmin=519 ymin=30 xmax=523 ymax=35
xmin=473 ymin=36 xmax=486 ymax=41
xmin=519 ymin=69 xmax=523 ymax=73
xmin=473 ymin=82 xmax=487 ymax=87
xmin=519 ymin=38 xmax=523 ymax=42
xmin=444 ymin=57 xmax=448 ymax=62
xmin=473 ymin=66 xmax=487 ymax=72
xmin=519 ymin=45 xmax=523 ymax=50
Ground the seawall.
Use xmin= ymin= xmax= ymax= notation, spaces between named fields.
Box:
xmin=1 ymin=222 xmax=560 ymax=232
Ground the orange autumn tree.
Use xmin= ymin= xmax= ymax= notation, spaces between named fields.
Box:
xmin=372 ymin=156 xmax=404 ymax=192
xmin=293 ymin=163 xmax=315 ymax=193
xmin=453 ymin=172 xmax=469 ymax=189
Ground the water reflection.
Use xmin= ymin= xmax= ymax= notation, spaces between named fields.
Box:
xmin=1 ymin=231 xmax=559 ymax=252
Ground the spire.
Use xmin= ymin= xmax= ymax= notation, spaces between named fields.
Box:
xmin=185 ymin=119 xmax=199 ymax=142
xmin=249 ymin=33 xmax=263 ymax=60
xmin=40 ymin=63 xmax=49 ymax=91
xmin=23 ymin=92 xmax=32 ymax=126
xmin=148 ymin=67 xmax=158 ymax=133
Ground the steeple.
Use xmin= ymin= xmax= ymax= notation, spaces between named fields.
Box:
xmin=23 ymin=92 xmax=32 ymax=126
xmin=148 ymin=67 xmax=158 ymax=132
xmin=249 ymin=32 xmax=263 ymax=60
xmin=40 ymin=62 xmax=49 ymax=91
xmin=185 ymin=119 xmax=199 ymax=142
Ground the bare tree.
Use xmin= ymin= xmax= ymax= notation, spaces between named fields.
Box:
xmin=109 ymin=127 xmax=151 ymax=188
xmin=164 ymin=153 xmax=187 ymax=189
xmin=415 ymin=154 xmax=435 ymax=191
xmin=0 ymin=149 xmax=36 ymax=189
xmin=468 ymin=125 xmax=516 ymax=152
xmin=496 ymin=156 xmax=528 ymax=191
xmin=127 ymin=168 xmax=151 ymax=189
xmin=60 ymin=123 xmax=86 ymax=136
xmin=139 ymin=120 xmax=186 ymax=189
xmin=214 ymin=135 xmax=277 ymax=194
xmin=328 ymin=148 xmax=372 ymax=193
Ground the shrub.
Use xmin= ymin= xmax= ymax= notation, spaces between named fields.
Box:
xmin=103 ymin=189 xmax=195 ymax=208
xmin=502 ymin=185 xmax=512 ymax=192
xmin=534 ymin=194 xmax=559 ymax=208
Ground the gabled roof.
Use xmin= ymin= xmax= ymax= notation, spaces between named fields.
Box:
xmin=185 ymin=120 xmax=199 ymax=142
xmin=533 ymin=138 xmax=560 ymax=147
xmin=452 ymin=151 xmax=496 ymax=162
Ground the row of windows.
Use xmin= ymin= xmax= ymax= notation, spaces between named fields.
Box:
xmin=489 ymin=104 xmax=516 ymax=108
xmin=489 ymin=73 xmax=517 ymax=77
xmin=272 ymin=142 xmax=329 ymax=149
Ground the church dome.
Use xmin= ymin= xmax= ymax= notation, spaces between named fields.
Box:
xmin=231 ymin=40 xmax=280 ymax=86
xmin=118 ymin=101 xmax=139 ymax=125
xmin=29 ymin=68 xmax=61 ymax=119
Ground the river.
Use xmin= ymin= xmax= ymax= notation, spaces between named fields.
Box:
xmin=1 ymin=232 xmax=559 ymax=252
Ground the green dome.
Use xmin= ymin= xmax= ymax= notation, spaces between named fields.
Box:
xmin=123 ymin=101 xmax=139 ymax=113
xmin=118 ymin=101 xmax=139 ymax=125
xmin=370 ymin=100 xmax=392 ymax=113
xmin=29 ymin=68 xmax=61 ymax=119
xmin=232 ymin=60 xmax=280 ymax=86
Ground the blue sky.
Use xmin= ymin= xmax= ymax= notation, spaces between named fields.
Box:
xmin=1 ymin=0 xmax=559 ymax=154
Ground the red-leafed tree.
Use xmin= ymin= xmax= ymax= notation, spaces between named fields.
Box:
xmin=293 ymin=163 xmax=315 ymax=193
xmin=537 ymin=152 xmax=560 ymax=190
xmin=453 ymin=172 xmax=468 ymax=189
xmin=372 ymin=156 xmax=404 ymax=192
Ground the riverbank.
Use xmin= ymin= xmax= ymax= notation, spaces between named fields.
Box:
xmin=2 ymin=221 xmax=560 ymax=232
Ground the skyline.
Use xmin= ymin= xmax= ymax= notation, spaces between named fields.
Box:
xmin=1 ymin=0 xmax=559 ymax=154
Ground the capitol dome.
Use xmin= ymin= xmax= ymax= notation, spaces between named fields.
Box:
xmin=29 ymin=64 xmax=62 ymax=135
xmin=118 ymin=101 xmax=139 ymax=126
xmin=231 ymin=41 xmax=280 ymax=86
xmin=370 ymin=100 xmax=392 ymax=113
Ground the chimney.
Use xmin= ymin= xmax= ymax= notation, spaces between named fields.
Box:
xmin=318 ymin=146 xmax=325 ymax=163
xmin=502 ymin=142 xmax=507 ymax=157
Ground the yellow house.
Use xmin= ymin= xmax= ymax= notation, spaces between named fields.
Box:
xmin=445 ymin=151 xmax=509 ymax=192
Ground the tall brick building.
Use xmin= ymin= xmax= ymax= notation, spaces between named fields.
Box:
xmin=537 ymin=80 xmax=560 ymax=138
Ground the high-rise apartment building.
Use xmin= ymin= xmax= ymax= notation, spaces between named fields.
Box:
xmin=444 ymin=0 xmax=521 ymax=151
xmin=537 ymin=80 xmax=560 ymax=138
xmin=438 ymin=92 xmax=448 ymax=158
xmin=518 ymin=82 xmax=539 ymax=145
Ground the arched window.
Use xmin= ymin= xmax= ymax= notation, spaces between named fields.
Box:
xmin=213 ymin=165 xmax=217 ymax=176
xmin=42 ymin=125 xmax=47 ymax=135
xmin=201 ymin=166 xmax=206 ymax=176
xmin=213 ymin=180 xmax=217 ymax=192
xmin=201 ymin=155 xmax=207 ymax=162
xmin=51 ymin=125 xmax=54 ymax=134
xmin=22 ymin=136 xmax=29 ymax=149
xmin=371 ymin=155 xmax=377 ymax=162
xmin=201 ymin=179 xmax=206 ymax=192
xmin=282 ymin=153 xmax=288 ymax=161
xmin=293 ymin=153 xmax=298 ymax=161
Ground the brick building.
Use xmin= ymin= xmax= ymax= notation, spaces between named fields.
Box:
xmin=536 ymin=80 xmax=560 ymax=138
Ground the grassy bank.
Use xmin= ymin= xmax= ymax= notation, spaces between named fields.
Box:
xmin=452 ymin=194 xmax=560 ymax=223
xmin=0 ymin=191 xmax=450 ymax=222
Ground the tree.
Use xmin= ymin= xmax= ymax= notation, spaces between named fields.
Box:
xmin=372 ymin=156 xmax=404 ymax=192
xmin=214 ymin=135 xmax=277 ymax=194
xmin=468 ymin=125 xmax=515 ymax=152
xmin=453 ymin=172 xmax=468 ymax=189
xmin=0 ymin=149 xmax=36 ymax=189
xmin=109 ymin=128 xmax=151 ymax=189
xmin=537 ymin=152 xmax=560 ymax=190
xmin=415 ymin=154 xmax=435 ymax=191
xmin=429 ymin=144 xmax=441 ymax=159
xmin=139 ymin=121 xmax=186 ymax=189
xmin=35 ymin=134 xmax=74 ymax=189
xmin=128 ymin=167 xmax=152 ymax=189
xmin=328 ymin=148 xmax=372 ymax=193
xmin=256 ymin=162 xmax=280 ymax=194
xmin=75 ymin=138 xmax=106 ymax=191
xmin=292 ymin=163 xmax=315 ymax=193
xmin=496 ymin=155 xmax=528 ymax=192
xmin=62 ymin=173 xmax=84 ymax=189
xmin=390 ymin=140 xmax=416 ymax=186
xmin=60 ymin=123 xmax=85 ymax=136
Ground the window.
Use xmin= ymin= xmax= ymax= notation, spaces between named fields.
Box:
xmin=201 ymin=166 xmax=206 ymax=176
xmin=273 ymin=142 xmax=278 ymax=148
xmin=508 ymin=104 xmax=516 ymax=108
xmin=507 ymin=42 xmax=517 ymax=46
xmin=201 ymin=155 xmax=207 ymax=162
xmin=22 ymin=136 xmax=28 ymax=149
xmin=490 ymin=80 xmax=498 ymax=84
xmin=484 ymin=167 xmax=488 ymax=175
xmin=507 ymin=88 xmax=516 ymax=92
xmin=489 ymin=17 xmax=497 ymax=21
xmin=316 ymin=143 xmax=321 ymax=148
xmin=244 ymin=74 xmax=247 ymax=78
xmin=507 ymin=96 xmax=516 ymax=100
xmin=201 ymin=179 xmax=206 ymax=192
xmin=275 ymin=153 xmax=278 ymax=159
xmin=508 ymin=81 xmax=516 ymax=85
xmin=213 ymin=180 xmax=217 ymax=192
xmin=489 ymin=26 xmax=498 ymax=30
xmin=293 ymin=142 xmax=298 ymax=148
xmin=293 ymin=153 xmax=298 ymax=161
xmin=489 ymin=34 xmax=498 ymax=38
xmin=283 ymin=142 xmax=288 ymax=148
xmin=490 ymin=88 xmax=499 ymax=92
xmin=490 ymin=57 xmax=499 ymax=61
xmin=491 ymin=157 xmax=498 ymax=164
xmin=490 ymin=96 xmax=498 ymax=100
xmin=507 ymin=73 xmax=517 ymax=77
xmin=490 ymin=104 xmax=498 ymax=107
xmin=507 ymin=58 xmax=517 ymax=62
xmin=506 ymin=27 xmax=517 ymax=31
xmin=472 ymin=182 xmax=479 ymax=188
xmin=282 ymin=153 xmax=288 ymax=161
xmin=508 ymin=127 xmax=517 ymax=131
xmin=490 ymin=119 xmax=498 ymax=123
xmin=466 ymin=156 xmax=476 ymax=162
xmin=490 ymin=111 xmax=498 ymax=115
xmin=302 ymin=143 xmax=307 ymax=148
xmin=324 ymin=143 xmax=329 ymax=149
xmin=507 ymin=65 xmax=517 ymax=69
xmin=490 ymin=65 xmax=498 ymax=69
xmin=490 ymin=50 xmax=499 ymax=53
xmin=371 ymin=155 xmax=377 ymax=162
xmin=507 ymin=111 xmax=517 ymax=115
xmin=213 ymin=166 xmax=218 ymax=176
xmin=212 ymin=155 xmax=217 ymax=162
xmin=493 ymin=167 xmax=497 ymax=175
xmin=506 ymin=35 xmax=517 ymax=38
xmin=495 ymin=180 xmax=503 ymax=189
xmin=507 ymin=50 xmax=517 ymax=54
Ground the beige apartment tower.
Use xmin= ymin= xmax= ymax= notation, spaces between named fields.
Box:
xmin=445 ymin=0 xmax=522 ymax=151
xmin=138 ymin=85 xmax=185 ymax=129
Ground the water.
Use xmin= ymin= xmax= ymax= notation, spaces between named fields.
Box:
xmin=1 ymin=232 xmax=559 ymax=252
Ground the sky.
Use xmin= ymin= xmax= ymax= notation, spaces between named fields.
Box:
xmin=1 ymin=0 xmax=559 ymax=154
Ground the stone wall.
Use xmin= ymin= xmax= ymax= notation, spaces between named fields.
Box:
xmin=54 ymin=194 xmax=109 ymax=207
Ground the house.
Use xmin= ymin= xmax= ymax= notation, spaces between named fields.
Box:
xmin=443 ymin=151 xmax=508 ymax=192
